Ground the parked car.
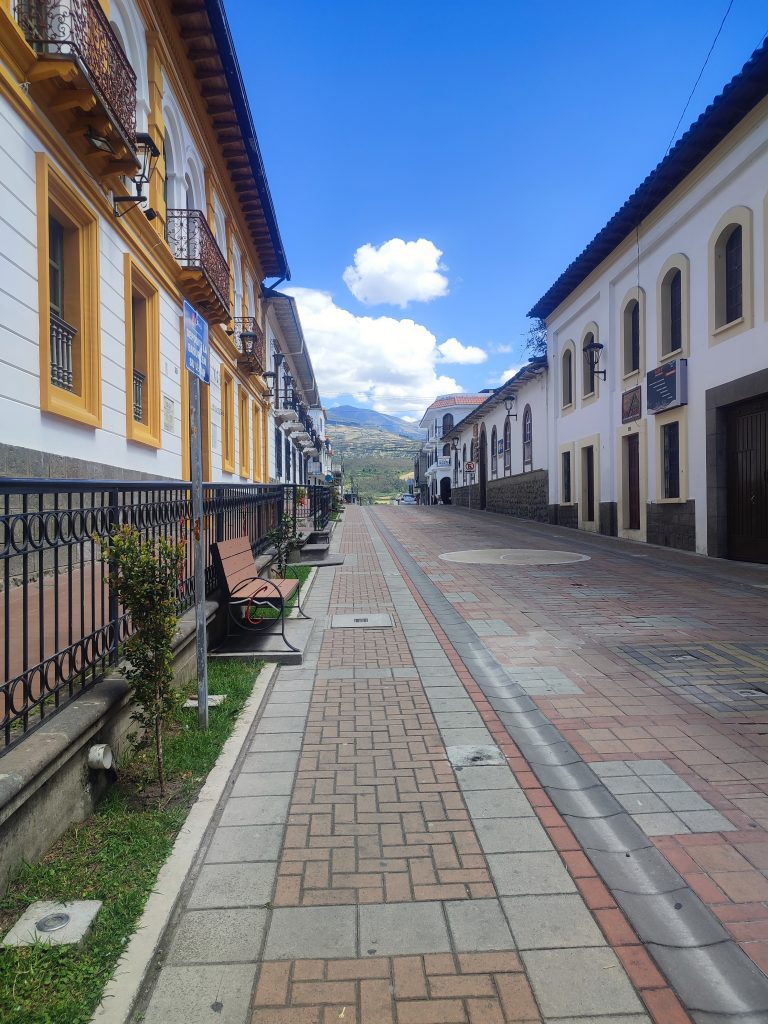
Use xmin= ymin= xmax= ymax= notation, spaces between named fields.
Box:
xmin=400 ymin=494 xmax=417 ymax=505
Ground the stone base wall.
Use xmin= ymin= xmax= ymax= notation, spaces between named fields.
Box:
xmin=647 ymin=500 xmax=696 ymax=551
xmin=549 ymin=504 xmax=579 ymax=529
xmin=453 ymin=484 xmax=481 ymax=508
xmin=485 ymin=470 xmax=549 ymax=521
xmin=0 ymin=441 xmax=167 ymax=482
xmin=600 ymin=502 xmax=618 ymax=537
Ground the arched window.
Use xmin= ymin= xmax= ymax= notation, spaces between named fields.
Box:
xmin=622 ymin=297 xmax=640 ymax=375
xmin=562 ymin=347 xmax=573 ymax=408
xmin=715 ymin=224 xmax=743 ymax=326
xmin=503 ymin=417 xmax=511 ymax=473
xmin=659 ymin=258 xmax=688 ymax=357
xmin=442 ymin=444 xmax=451 ymax=458
xmin=232 ymin=246 xmax=243 ymax=318
xmin=582 ymin=331 xmax=596 ymax=396
xmin=522 ymin=406 xmax=532 ymax=469
xmin=442 ymin=412 xmax=454 ymax=435
xmin=491 ymin=426 xmax=498 ymax=476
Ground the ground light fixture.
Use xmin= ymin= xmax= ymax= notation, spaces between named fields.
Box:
xmin=583 ymin=337 xmax=607 ymax=381
xmin=112 ymin=132 xmax=161 ymax=218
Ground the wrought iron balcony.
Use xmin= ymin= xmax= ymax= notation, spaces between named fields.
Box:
xmin=50 ymin=311 xmax=75 ymax=391
xmin=132 ymin=369 xmax=144 ymax=422
xmin=166 ymin=210 xmax=230 ymax=324
xmin=15 ymin=0 xmax=138 ymax=163
xmin=233 ymin=317 xmax=265 ymax=376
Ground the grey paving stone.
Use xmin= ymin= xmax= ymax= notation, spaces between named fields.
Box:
xmin=588 ymin=847 xmax=684 ymax=895
xmin=249 ymin=733 xmax=302 ymax=752
xmin=648 ymin=941 xmax=768 ymax=1014
xmin=474 ymin=816 xmax=554 ymax=853
xmin=261 ymin=699 xmax=310 ymax=716
xmin=230 ymin=771 xmax=295 ymax=798
xmin=645 ymin=774 xmax=694 ymax=793
xmin=440 ymin=727 xmax=493 ymax=746
xmin=503 ymin=894 xmax=606 ymax=949
xmin=507 ymin=724 xmax=564 ymax=746
xmin=523 ymin=948 xmax=644 ymax=1017
xmin=455 ymin=766 xmax=520 ymax=791
xmin=166 ymin=908 xmax=267 ymax=964
xmin=657 ymin=790 xmax=713 ymax=812
xmin=358 ymin=901 xmax=450 ymax=955
xmin=602 ymin=775 xmax=653 ymax=796
xmin=446 ymin=744 xmax=505 ymax=767
xmin=429 ymin=698 xmax=478 ymax=712
xmin=517 ymin=741 xmax=582 ymax=767
xmin=615 ymin=792 xmax=670 ymax=814
xmin=142 ymin=964 xmax=258 ymax=1024
xmin=256 ymin=715 xmax=306 ymax=733
xmin=434 ymin=711 xmax=485 ymax=730
xmin=219 ymin=795 xmax=291 ymax=827
xmin=591 ymin=761 xmax=634 ymax=777
xmin=487 ymin=853 xmax=576 ymax=895
xmin=547 ymin=1015 xmax=650 ymax=1023
xmin=444 ymin=899 xmax=515 ymax=951
xmin=632 ymin=812 xmax=690 ymax=836
xmin=677 ymin=810 xmax=736 ymax=832
xmin=535 ymin=762 xmax=600 ymax=791
xmin=241 ymin=751 xmax=300 ymax=774
xmin=264 ymin=906 xmax=357 ymax=960
xmin=464 ymin=789 xmax=534 ymax=819
xmin=206 ymin=825 xmax=284 ymax=863
xmin=614 ymin=888 xmax=729 ymax=947
xmin=630 ymin=759 xmax=673 ymax=775
xmin=187 ymin=862 xmax=276 ymax=909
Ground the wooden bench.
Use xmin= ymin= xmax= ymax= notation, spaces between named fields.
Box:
xmin=211 ymin=536 xmax=309 ymax=652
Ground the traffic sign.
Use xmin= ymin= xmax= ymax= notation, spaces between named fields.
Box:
xmin=183 ymin=300 xmax=210 ymax=383
xmin=465 ymin=461 xmax=476 ymax=472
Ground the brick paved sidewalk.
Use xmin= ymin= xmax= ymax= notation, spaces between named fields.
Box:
xmin=130 ymin=506 xmax=683 ymax=1024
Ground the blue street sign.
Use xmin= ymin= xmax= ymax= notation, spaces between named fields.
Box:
xmin=183 ymin=300 xmax=210 ymax=383
xmin=325 ymin=474 xmax=333 ymax=483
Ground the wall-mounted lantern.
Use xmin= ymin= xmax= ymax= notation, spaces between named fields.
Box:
xmin=504 ymin=395 xmax=517 ymax=421
xmin=112 ymin=133 xmax=161 ymax=219
xmin=583 ymin=337 xmax=607 ymax=381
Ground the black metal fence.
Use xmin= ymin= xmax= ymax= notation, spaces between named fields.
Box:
xmin=0 ymin=480 xmax=330 ymax=752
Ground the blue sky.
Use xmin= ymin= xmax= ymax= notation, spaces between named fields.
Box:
xmin=229 ymin=0 xmax=767 ymax=419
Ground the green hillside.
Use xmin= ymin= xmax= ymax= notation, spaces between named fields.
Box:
xmin=328 ymin=424 xmax=420 ymax=501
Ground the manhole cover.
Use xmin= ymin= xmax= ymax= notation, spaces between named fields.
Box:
xmin=36 ymin=913 xmax=70 ymax=933
xmin=446 ymin=744 xmax=505 ymax=767
xmin=439 ymin=548 xmax=590 ymax=566
xmin=331 ymin=614 xmax=393 ymax=629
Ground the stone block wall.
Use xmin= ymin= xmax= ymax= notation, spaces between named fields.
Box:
xmin=485 ymin=470 xmax=549 ymax=521
xmin=600 ymin=502 xmax=618 ymax=537
xmin=647 ymin=500 xmax=696 ymax=551
xmin=549 ymin=504 xmax=579 ymax=529
xmin=452 ymin=483 xmax=481 ymax=508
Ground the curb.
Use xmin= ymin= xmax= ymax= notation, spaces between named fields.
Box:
xmin=90 ymin=660 xmax=277 ymax=1024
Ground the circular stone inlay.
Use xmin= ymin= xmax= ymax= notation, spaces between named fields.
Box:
xmin=439 ymin=548 xmax=590 ymax=566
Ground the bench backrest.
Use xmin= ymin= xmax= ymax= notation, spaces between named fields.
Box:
xmin=211 ymin=536 xmax=256 ymax=598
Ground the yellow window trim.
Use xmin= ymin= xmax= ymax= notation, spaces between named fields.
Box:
xmin=252 ymin=400 xmax=262 ymax=481
xmin=36 ymin=153 xmax=101 ymax=428
xmin=221 ymin=366 xmax=235 ymax=473
xmin=238 ymin=385 xmax=250 ymax=478
xmin=124 ymin=254 xmax=161 ymax=448
xmin=179 ymin=314 xmax=212 ymax=481
xmin=654 ymin=406 xmax=688 ymax=504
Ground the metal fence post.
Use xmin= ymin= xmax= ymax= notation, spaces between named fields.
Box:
xmin=107 ymin=486 xmax=120 ymax=666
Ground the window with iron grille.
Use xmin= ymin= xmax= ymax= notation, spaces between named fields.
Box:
xmin=275 ymin=425 xmax=282 ymax=475
xmin=623 ymin=298 xmax=640 ymax=374
xmin=503 ymin=418 xmax=511 ymax=472
xmin=663 ymin=421 xmax=680 ymax=499
xmin=562 ymin=348 xmax=573 ymax=407
xmin=491 ymin=426 xmax=498 ymax=476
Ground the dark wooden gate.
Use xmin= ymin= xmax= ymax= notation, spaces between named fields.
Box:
xmin=727 ymin=395 xmax=768 ymax=563
xmin=627 ymin=434 xmax=640 ymax=530
xmin=584 ymin=446 xmax=595 ymax=522
xmin=479 ymin=426 xmax=487 ymax=510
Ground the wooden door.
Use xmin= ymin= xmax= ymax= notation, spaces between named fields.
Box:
xmin=627 ymin=434 xmax=640 ymax=530
xmin=727 ymin=396 xmax=768 ymax=563
xmin=479 ymin=427 xmax=487 ymax=510
xmin=584 ymin=446 xmax=595 ymax=522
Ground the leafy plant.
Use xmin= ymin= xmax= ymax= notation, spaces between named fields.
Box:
xmin=100 ymin=527 xmax=186 ymax=795
xmin=525 ymin=316 xmax=548 ymax=357
xmin=268 ymin=511 xmax=297 ymax=577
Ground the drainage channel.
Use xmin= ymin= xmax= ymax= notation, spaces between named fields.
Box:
xmin=370 ymin=512 xmax=768 ymax=1024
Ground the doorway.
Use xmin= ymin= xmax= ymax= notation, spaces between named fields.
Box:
xmin=726 ymin=395 xmax=768 ymax=563
xmin=582 ymin=445 xmax=595 ymax=523
xmin=478 ymin=426 xmax=487 ymax=510
xmin=626 ymin=434 xmax=640 ymax=530
xmin=440 ymin=477 xmax=452 ymax=504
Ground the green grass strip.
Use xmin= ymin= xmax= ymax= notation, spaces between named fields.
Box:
xmin=0 ymin=658 xmax=263 ymax=1024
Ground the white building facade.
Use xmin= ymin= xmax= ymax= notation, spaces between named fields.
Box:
xmin=532 ymin=41 xmax=768 ymax=562
xmin=444 ymin=360 xmax=549 ymax=519
xmin=414 ymin=394 xmax=486 ymax=504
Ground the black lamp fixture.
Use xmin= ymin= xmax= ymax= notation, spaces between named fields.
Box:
xmin=262 ymin=369 xmax=276 ymax=396
xmin=583 ymin=337 xmax=606 ymax=381
xmin=112 ymin=132 xmax=161 ymax=219
xmin=504 ymin=395 xmax=518 ymax=421
xmin=451 ymin=434 xmax=460 ymax=451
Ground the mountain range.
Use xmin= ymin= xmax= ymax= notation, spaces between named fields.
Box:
xmin=326 ymin=405 xmax=424 ymax=441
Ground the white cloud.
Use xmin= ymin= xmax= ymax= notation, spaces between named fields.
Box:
xmin=491 ymin=343 xmax=513 ymax=354
xmin=498 ymin=364 xmax=523 ymax=384
xmin=342 ymin=238 xmax=449 ymax=307
xmin=438 ymin=337 xmax=487 ymax=364
xmin=285 ymin=287 xmax=462 ymax=418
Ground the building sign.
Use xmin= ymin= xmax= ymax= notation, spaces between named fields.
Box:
xmin=183 ymin=300 xmax=210 ymax=383
xmin=436 ymin=456 xmax=451 ymax=468
xmin=497 ymin=440 xmax=504 ymax=456
xmin=647 ymin=359 xmax=687 ymax=414
xmin=465 ymin=461 xmax=476 ymax=473
xmin=621 ymin=385 xmax=642 ymax=424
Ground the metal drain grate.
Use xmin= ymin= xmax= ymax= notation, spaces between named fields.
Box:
xmin=331 ymin=613 xmax=394 ymax=629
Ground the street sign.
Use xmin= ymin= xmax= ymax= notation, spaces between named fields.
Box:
xmin=183 ymin=300 xmax=210 ymax=383
xmin=325 ymin=474 xmax=333 ymax=483
xmin=436 ymin=456 xmax=451 ymax=468
xmin=465 ymin=461 xmax=476 ymax=472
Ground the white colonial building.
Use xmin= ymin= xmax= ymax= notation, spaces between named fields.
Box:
xmin=531 ymin=40 xmax=768 ymax=562
xmin=414 ymin=393 xmax=486 ymax=504
xmin=444 ymin=359 xmax=549 ymax=519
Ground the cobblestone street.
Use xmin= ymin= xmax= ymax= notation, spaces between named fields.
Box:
xmin=133 ymin=505 xmax=768 ymax=1023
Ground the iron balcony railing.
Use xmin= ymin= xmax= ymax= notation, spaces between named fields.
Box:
xmin=15 ymin=0 xmax=137 ymax=154
xmin=0 ymin=480 xmax=331 ymax=753
xmin=50 ymin=311 xmax=75 ymax=392
xmin=233 ymin=317 xmax=265 ymax=375
xmin=166 ymin=210 xmax=230 ymax=317
xmin=132 ymin=369 xmax=144 ymax=422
